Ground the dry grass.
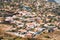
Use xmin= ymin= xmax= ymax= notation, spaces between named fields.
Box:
xmin=0 ymin=24 xmax=60 ymax=40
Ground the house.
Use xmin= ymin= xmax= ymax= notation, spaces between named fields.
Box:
xmin=18 ymin=11 xmax=29 ymax=16
xmin=5 ymin=17 xmax=13 ymax=21
xmin=44 ymin=24 xmax=56 ymax=32
xmin=28 ymin=31 xmax=35 ymax=34
xmin=26 ymin=32 xmax=32 ymax=38
xmin=26 ymin=22 xmax=37 ymax=28
xmin=17 ymin=24 xmax=24 ymax=28
xmin=4 ymin=17 xmax=13 ymax=24
xmin=34 ymin=27 xmax=46 ymax=32
xmin=19 ymin=34 xmax=25 ymax=38
xmin=0 ymin=0 xmax=12 ymax=2
xmin=12 ymin=15 xmax=17 ymax=19
xmin=18 ymin=29 xmax=27 ymax=33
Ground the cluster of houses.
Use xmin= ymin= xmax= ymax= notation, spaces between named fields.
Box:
xmin=0 ymin=0 xmax=60 ymax=38
xmin=0 ymin=10 xmax=59 ymax=38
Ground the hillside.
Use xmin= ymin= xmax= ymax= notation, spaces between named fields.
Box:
xmin=0 ymin=0 xmax=60 ymax=40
